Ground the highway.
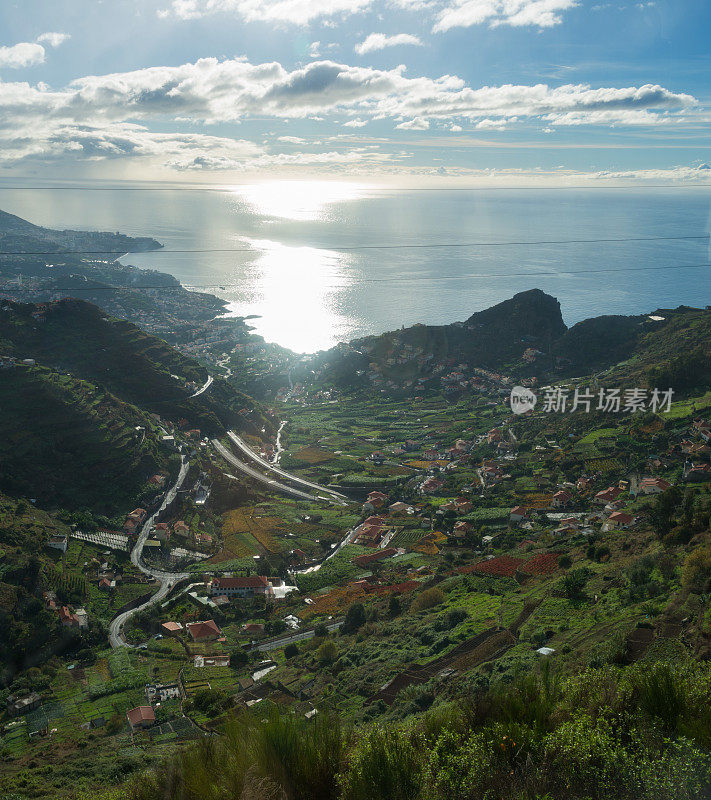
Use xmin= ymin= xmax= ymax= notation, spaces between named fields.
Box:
xmin=108 ymin=457 xmax=191 ymax=648
xmin=226 ymin=430 xmax=348 ymax=502
xmin=212 ymin=440 xmax=322 ymax=501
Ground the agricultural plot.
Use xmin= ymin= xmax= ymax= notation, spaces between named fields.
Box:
xmin=391 ymin=528 xmax=428 ymax=548
xmin=296 ymin=545 xmax=373 ymax=593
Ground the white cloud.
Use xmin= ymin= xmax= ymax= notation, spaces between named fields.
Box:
xmin=160 ymin=0 xmax=372 ymax=24
xmin=593 ymin=164 xmax=711 ymax=182
xmin=0 ymin=57 xmax=689 ymax=128
xmin=433 ymin=0 xmax=578 ymax=32
xmin=0 ymin=42 xmax=46 ymax=69
xmin=355 ymin=32 xmax=422 ymax=54
xmin=0 ymin=33 xmax=70 ymax=71
xmin=0 ymin=55 xmax=697 ymax=170
xmin=397 ymin=116 xmax=430 ymax=129
xmin=36 ymin=32 xmax=71 ymax=48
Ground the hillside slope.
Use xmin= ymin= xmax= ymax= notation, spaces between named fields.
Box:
xmin=0 ymin=298 xmax=272 ymax=437
xmin=0 ymin=364 xmax=177 ymax=511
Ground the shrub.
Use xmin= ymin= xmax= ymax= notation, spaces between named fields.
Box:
xmin=411 ymin=588 xmax=445 ymax=613
xmin=340 ymin=725 xmax=422 ymax=800
xmin=682 ymin=548 xmax=711 ymax=593
xmin=631 ymin=662 xmax=687 ymax=733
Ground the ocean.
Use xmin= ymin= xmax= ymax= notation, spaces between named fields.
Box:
xmin=1 ymin=182 xmax=709 ymax=353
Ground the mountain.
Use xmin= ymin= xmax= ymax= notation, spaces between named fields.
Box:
xmin=0 ymin=297 xmax=272 ymax=510
xmin=314 ymin=288 xmax=567 ymax=385
xmin=312 ymin=289 xmax=711 ymax=394
xmin=0 ymin=208 xmax=161 ymax=254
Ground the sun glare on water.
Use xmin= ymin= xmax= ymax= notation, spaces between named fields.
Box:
xmin=231 ymin=180 xmax=368 ymax=221
xmin=225 ymin=238 xmax=354 ymax=353
xmin=220 ymin=180 xmax=371 ymax=352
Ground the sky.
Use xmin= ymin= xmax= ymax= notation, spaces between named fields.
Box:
xmin=0 ymin=0 xmax=710 ymax=185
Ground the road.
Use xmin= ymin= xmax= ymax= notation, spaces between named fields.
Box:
xmin=190 ymin=375 xmax=213 ymax=398
xmin=251 ymin=620 xmax=343 ymax=652
xmin=108 ymin=457 xmax=191 ymax=648
xmin=212 ymin=440 xmax=322 ymax=501
xmin=226 ymin=430 xmax=348 ymax=502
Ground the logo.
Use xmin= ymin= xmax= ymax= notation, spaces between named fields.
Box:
xmin=510 ymin=386 xmax=537 ymax=415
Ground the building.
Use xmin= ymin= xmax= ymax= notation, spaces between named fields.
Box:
xmin=364 ymin=491 xmax=389 ymax=511
xmin=145 ymin=683 xmax=181 ymax=704
xmin=74 ymin=608 xmax=89 ymax=629
xmin=551 ymin=490 xmax=572 ymax=509
xmin=209 ymin=575 xmax=272 ymax=599
xmin=126 ymin=706 xmax=156 ymax=731
xmin=172 ymin=520 xmax=190 ymax=539
xmin=452 ymin=520 xmax=474 ymax=539
xmin=161 ymin=621 xmax=183 ymax=636
xmin=594 ymin=486 xmax=622 ymax=505
xmin=187 ymin=619 xmax=222 ymax=642
xmin=509 ymin=506 xmax=530 ymax=524
xmin=638 ymin=477 xmax=671 ymax=495
xmin=47 ymin=534 xmax=68 ymax=553
xmin=605 ymin=511 xmax=634 ymax=530
xmin=59 ymin=606 xmax=81 ymax=627
xmin=7 ymin=693 xmax=41 ymax=718
xmin=388 ymin=502 xmax=412 ymax=516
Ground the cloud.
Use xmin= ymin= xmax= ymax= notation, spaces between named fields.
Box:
xmin=160 ymin=0 xmax=372 ymax=24
xmin=36 ymin=32 xmax=71 ymax=48
xmin=355 ymin=33 xmax=423 ymax=54
xmin=396 ymin=116 xmax=430 ymax=129
xmin=433 ymin=0 xmax=578 ymax=32
xmin=592 ymin=165 xmax=711 ymax=182
xmin=0 ymin=33 xmax=70 ymax=71
xmin=0 ymin=55 xmax=697 ymax=170
xmin=0 ymin=56 xmax=689 ymax=128
xmin=0 ymin=42 xmax=46 ymax=69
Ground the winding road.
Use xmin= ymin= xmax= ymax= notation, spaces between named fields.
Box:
xmin=190 ymin=374 xmax=213 ymax=398
xmin=108 ymin=457 xmax=191 ymax=648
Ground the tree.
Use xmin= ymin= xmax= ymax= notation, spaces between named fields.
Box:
xmin=284 ymin=643 xmax=299 ymax=659
xmin=388 ymin=596 xmax=401 ymax=617
xmin=342 ymin=602 xmax=366 ymax=634
xmin=229 ymin=648 xmax=249 ymax=669
xmin=314 ymin=623 xmax=329 ymax=637
xmin=681 ymin=548 xmax=711 ymax=593
xmin=317 ymin=640 xmax=337 ymax=665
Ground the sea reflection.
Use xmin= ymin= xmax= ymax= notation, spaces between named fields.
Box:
xmin=232 ymin=180 xmax=367 ymax=222
xmin=224 ymin=238 xmax=352 ymax=353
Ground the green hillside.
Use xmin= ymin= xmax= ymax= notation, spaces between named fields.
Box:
xmin=0 ymin=364 xmax=177 ymax=512
xmin=0 ymin=297 xmax=272 ymax=437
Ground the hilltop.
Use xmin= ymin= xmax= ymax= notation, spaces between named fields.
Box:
xmin=309 ymin=289 xmax=711 ymax=397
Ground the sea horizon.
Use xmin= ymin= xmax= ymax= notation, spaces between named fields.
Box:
xmin=1 ymin=181 xmax=709 ymax=353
